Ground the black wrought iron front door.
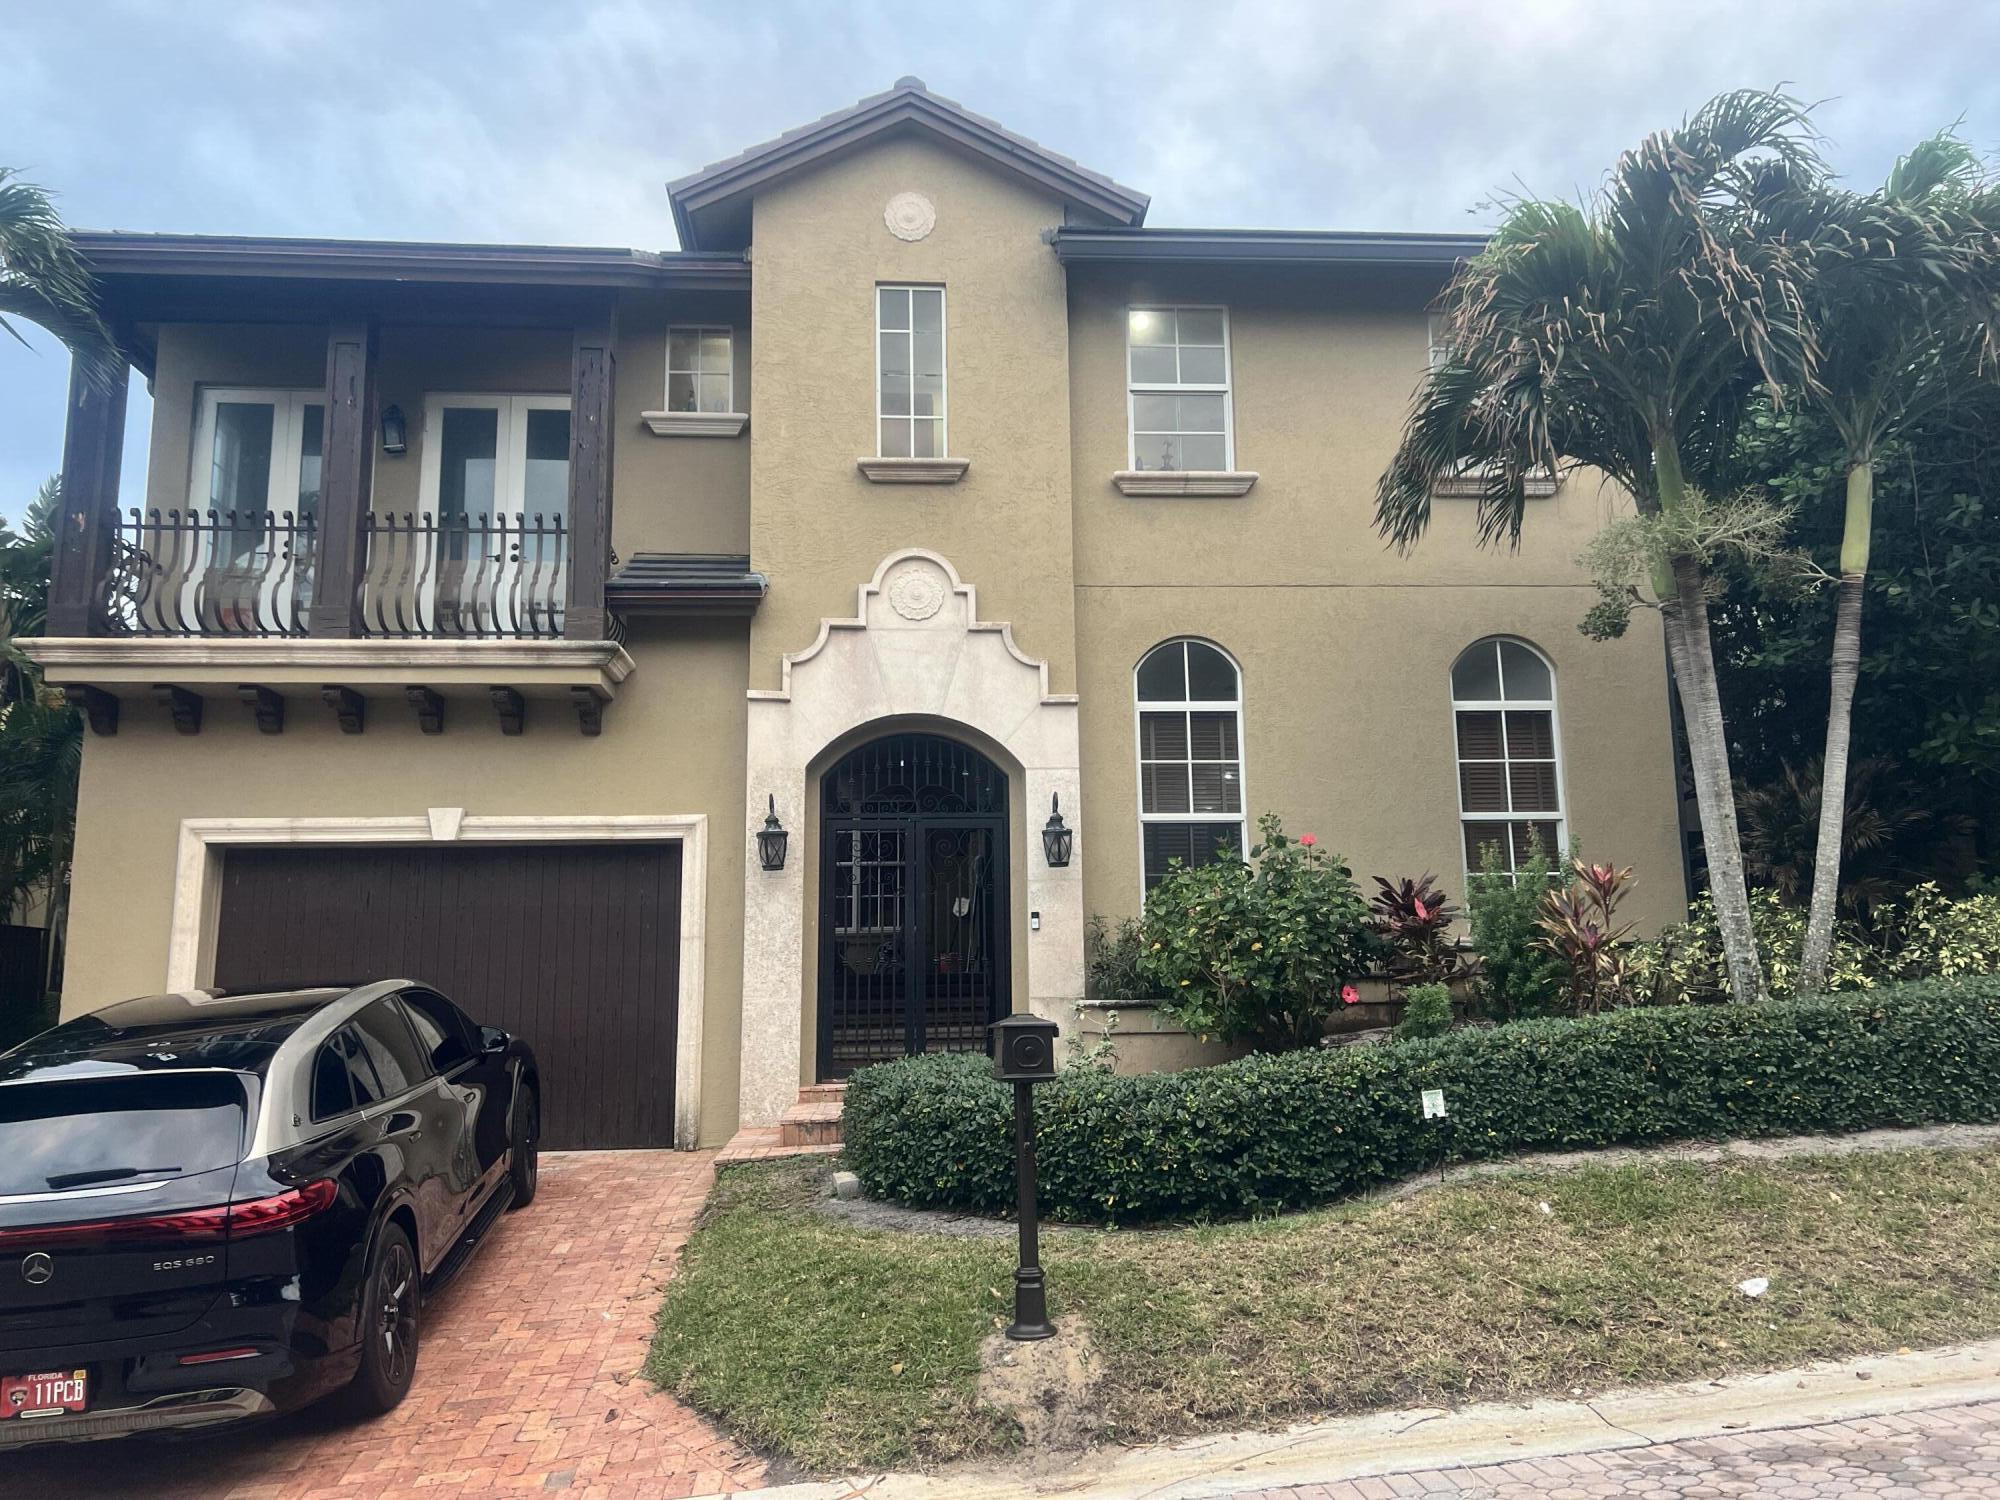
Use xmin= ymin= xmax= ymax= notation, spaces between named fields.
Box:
xmin=818 ymin=734 xmax=1010 ymax=1079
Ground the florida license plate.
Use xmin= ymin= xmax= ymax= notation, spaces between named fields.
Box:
xmin=1 ymin=1369 xmax=88 ymax=1419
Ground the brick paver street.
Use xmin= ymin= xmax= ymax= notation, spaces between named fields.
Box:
xmin=6 ymin=1150 xmax=767 ymax=1499
xmin=1242 ymin=1399 xmax=2000 ymax=1498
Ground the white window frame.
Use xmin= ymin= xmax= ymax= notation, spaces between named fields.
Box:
xmin=1450 ymin=636 xmax=1569 ymax=883
xmin=1133 ymin=637 xmax=1249 ymax=899
xmin=1125 ymin=305 xmax=1235 ymax=472
xmin=418 ymin=393 xmax=571 ymax=519
xmin=665 ymin=325 xmax=736 ymax=414
xmin=874 ymin=284 xmax=948 ymax=459
xmin=189 ymin=387 xmax=323 ymax=517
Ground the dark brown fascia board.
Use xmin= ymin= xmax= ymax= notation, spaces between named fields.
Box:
xmin=72 ymin=232 xmax=750 ymax=291
xmin=667 ymin=82 xmax=1149 ymax=250
xmin=609 ymin=591 xmax=765 ymax=618
xmin=1051 ymin=227 xmax=1491 ymax=267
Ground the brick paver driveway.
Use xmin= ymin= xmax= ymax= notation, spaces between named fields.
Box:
xmin=1244 ymin=1399 xmax=2000 ymax=1498
xmin=7 ymin=1150 xmax=767 ymax=1499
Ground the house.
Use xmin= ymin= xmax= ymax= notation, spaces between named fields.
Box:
xmin=27 ymin=79 xmax=1686 ymax=1151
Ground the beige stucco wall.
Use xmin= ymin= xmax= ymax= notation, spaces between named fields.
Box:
xmin=1066 ymin=265 xmax=1687 ymax=936
xmin=143 ymin=315 xmax=752 ymax=561
xmin=745 ymin=136 xmax=1078 ymax=693
xmin=60 ymin=621 xmax=752 ymax=1148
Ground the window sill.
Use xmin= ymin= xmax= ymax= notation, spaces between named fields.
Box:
xmin=1113 ymin=469 xmax=1259 ymax=498
xmin=641 ymin=410 xmax=748 ymax=438
xmin=856 ymin=457 xmax=971 ymax=485
xmin=1432 ymin=474 xmax=1559 ymax=498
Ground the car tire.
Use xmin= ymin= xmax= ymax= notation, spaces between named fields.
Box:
xmin=507 ymin=1086 xmax=539 ymax=1209
xmin=341 ymin=1222 xmax=421 ymax=1417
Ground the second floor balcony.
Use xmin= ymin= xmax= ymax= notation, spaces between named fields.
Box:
xmin=30 ymin=234 xmax=757 ymax=736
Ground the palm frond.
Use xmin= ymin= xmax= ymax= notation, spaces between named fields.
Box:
xmin=0 ymin=168 xmax=119 ymax=380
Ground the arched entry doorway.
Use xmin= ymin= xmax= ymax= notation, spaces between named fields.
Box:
xmin=818 ymin=732 xmax=1010 ymax=1078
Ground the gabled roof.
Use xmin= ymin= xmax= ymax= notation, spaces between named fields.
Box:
xmin=667 ymin=77 xmax=1149 ymax=251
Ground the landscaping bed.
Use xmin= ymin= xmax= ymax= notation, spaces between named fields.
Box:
xmin=649 ymin=1142 xmax=2000 ymax=1474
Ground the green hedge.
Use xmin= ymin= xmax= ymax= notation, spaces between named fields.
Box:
xmin=842 ymin=977 xmax=2000 ymax=1224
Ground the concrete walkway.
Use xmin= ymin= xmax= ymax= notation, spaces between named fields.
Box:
xmin=732 ymin=1339 xmax=2000 ymax=1500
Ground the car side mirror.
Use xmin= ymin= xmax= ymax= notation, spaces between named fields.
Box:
xmin=478 ymin=1026 xmax=510 ymax=1055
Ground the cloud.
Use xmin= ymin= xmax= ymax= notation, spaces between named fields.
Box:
xmin=1 ymin=0 xmax=1996 ymax=514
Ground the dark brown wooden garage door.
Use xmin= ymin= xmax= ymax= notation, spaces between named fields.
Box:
xmin=211 ymin=843 xmax=681 ymax=1150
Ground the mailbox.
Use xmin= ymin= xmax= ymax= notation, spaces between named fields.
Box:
xmin=989 ymin=1013 xmax=1060 ymax=1083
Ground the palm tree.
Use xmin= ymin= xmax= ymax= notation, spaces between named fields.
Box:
xmin=0 ymin=481 xmax=81 ymax=995
xmin=1754 ymin=135 xmax=2000 ymax=993
xmin=1376 ymin=90 xmax=1827 ymax=1004
xmin=0 ymin=166 xmax=118 ymax=376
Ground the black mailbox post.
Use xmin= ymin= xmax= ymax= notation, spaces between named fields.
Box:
xmin=988 ymin=1013 xmax=1060 ymax=1341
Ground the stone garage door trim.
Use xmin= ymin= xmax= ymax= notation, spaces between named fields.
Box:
xmin=166 ymin=811 xmax=708 ymax=1150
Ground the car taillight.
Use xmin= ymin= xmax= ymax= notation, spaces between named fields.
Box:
xmin=0 ymin=1179 xmax=337 ymax=1250
xmin=225 ymin=1180 xmax=338 ymax=1237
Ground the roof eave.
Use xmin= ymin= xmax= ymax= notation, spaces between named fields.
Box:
xmin=1051 ymin=228 xmax=1490 ymax=268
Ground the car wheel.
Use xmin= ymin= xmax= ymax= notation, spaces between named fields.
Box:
xmin=508 ymin=1086 xmax=539 ymax=1209
xmin=342 ymin=1222 xmax=420 ymax=1417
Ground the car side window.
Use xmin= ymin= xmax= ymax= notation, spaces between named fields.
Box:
xmin=352 ymin=1000 xmax=429 ymax=1097
xmin=311 ymin=1039 xmax=355 ymax=1121
xmin=333 ymin=1024 xmax=382 ymax=1108
xmin=398 ymin=991 xmax=475 ymax=1074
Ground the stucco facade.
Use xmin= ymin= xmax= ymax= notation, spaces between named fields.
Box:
xmin=39 ymin=80 xmax=1686 ymax=1147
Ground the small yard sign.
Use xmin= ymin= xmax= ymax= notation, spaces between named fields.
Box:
xmin=1420 ymin=1088 xmax=1448 ymax=1119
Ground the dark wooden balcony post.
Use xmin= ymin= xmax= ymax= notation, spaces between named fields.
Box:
xmin=46 ymin=352 xmax=129 ymax=637
xmin=307 ymin=321 xmax=376 ymax=637
xmin=564 ymin=308 xmax=616 ymax=640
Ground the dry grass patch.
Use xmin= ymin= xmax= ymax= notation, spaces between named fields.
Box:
xmin=649 ymin=1146 xmax=2000 ymax=1473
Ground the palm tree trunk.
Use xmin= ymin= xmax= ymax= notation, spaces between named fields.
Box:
xmin=1652 ymin=439 xmax=1766 ymax=1002
xmin=1799 ymin=461 xmax=1873 ymax=995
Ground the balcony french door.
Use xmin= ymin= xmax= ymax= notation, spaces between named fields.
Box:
xmin=817 ymin=734 xmax=1009 ymax=1079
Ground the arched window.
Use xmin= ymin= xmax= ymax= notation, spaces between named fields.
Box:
xmin=1451 ymin=637 xmax=1565 ymax=879
xmin=1135 ymin=639 xmax=1245 ymax=892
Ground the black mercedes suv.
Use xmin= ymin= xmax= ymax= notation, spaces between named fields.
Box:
xmin=0 ymin=981 xmax=539 ymax=1444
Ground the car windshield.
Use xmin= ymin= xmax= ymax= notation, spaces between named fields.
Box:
xmin=0 ymin=1073 xmax=249 ymax=1196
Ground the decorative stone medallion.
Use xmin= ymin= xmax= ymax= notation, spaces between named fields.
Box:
xmin=884 ymin=191 xmax=937 ymax=242
xmin=886 ymin=562 xmax=947 ymax=621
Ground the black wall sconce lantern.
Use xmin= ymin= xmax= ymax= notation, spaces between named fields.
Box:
xmin=379 ymin=404 xmax=408 ymax=455
xmin=755 ymin=794 xmax=789 ymax=872
xmin=1041 ymin=793 xmax=1072 ymax=868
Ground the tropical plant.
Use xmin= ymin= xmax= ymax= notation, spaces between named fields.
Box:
xmin=0 ymin=480 xmax=81 ymax=991
xmin=1375 ymin=91 xmax=1828 ymax=1004
xmin=1712 ymin=392 xmax=2000 ymax=883
xmin=1874 ymin=882 xmax=2000 ymax=981
xmin=1366 ymin=873 xmax=1465 ymax=986
xmin=0 ymin=167 xmax=118 ymax=377
xmin=1536 ymin=859 xmax=1638 ymax=1013
xmin=1465 ymin=840 xmax=1566 ymax=1022
xmin=1739 ymin=755 xmax=1974 ymax=921
xmin=1746 ymin=132 xmax=2000 ymax=993
xmin=1136 ymin=814 xmax=1376 ymax=1052
xmin=1084 ymin=915 xmax=1165 ymax=1003
xmin=1628 ymin=887 xmax=1875 ymax=1005
xmin=1394 ymin=982 xmax=1454 ymax=1041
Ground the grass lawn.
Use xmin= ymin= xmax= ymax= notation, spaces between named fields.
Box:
xmin=647 ymin=1146 xmax=2000 ymax=1474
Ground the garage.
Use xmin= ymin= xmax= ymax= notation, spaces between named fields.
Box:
xmin=210 ymin=842 xmax=682 ymax=1150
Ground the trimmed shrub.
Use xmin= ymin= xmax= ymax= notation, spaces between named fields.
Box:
xmin=1396 ymin=983 xmax=1454 ymax=1040
xmin=842 ymin=977 xmax=2000 ymax=1224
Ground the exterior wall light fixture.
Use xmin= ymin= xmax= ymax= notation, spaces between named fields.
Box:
xmin=379 ymin=404 xmax=408 ymax=455
xmin=1041 ymin=793 xmax=1072 ymax=868
xmin=755 ymin=794 xmax=789 ymax=872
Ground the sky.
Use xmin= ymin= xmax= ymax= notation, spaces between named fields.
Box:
xmin=4 ymin=0 xmax=1999 ymax=522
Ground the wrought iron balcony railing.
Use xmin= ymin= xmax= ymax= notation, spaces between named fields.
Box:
xmin=99 ymin=508 xmax=569 ymax=640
